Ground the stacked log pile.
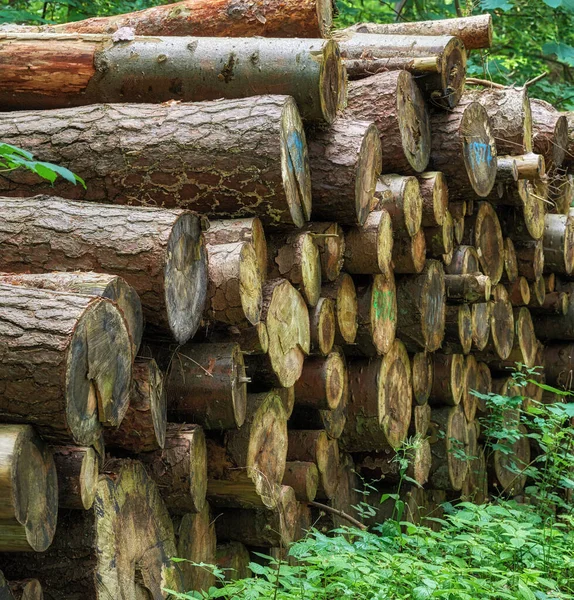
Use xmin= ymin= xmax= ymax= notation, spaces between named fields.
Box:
xmin=0 ymin=2 xmax=573 ymax=597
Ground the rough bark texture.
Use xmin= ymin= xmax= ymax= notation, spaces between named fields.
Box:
xmin=507 ymin=276 xmax=531 ymax=307
xmin=0 ymin=97 xmax=311 ymax=227
xmin=294 ymin=351 xmax=345 ymax=411
xmin=309 ymin=297 xmax=336 ymax=356
xmin=322 ymin=273 xmax=358 ymax=345
xmin=531 ymin=98 xmax=569 ymax=169
xmin=392 ymin=228 xmax=427 ymax=274
xmin=343 ymin=71 xmax=431 ymax=174
xmin=344 ymin=209 xmax=393 ymax=275
xmin=418 ymin=171 xmax=448 ymax=228
xmin=375 ymin=174 xmax=423 ymax=238
xmin=0 ymin=196 xmax=206 ymax=344
xmin=445 ymin=273 xmax=491 ymax=303
xmin=52 ymin=445 xmax=99 ymax=511
xmin=429 ymin=353 xmax=464 ymax=406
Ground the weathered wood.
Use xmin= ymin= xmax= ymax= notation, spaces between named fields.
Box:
xmin=503 ymin=238 xmax=519 ymax=283
xmin=200 ymin=321 xmax=269 ymax=356
xmin=322 ymin=273 xmax=358 ymax=345
xmin=487 ymin=284 xmax=515 ymax=360
xmin=549 ymin=171 xmax=574 ymax=215
xmin=294 ymin=350 xmax=346 ymax=411
xmin=8 ymin=579 xmax=43 ymax=600
xmin=429 ymin=353 xmax=464 ymax=406
xmin=515 ymin=152 xmax=546 ymax=179
xmin=282 ymin=461 xmax=319 ymax=502
xmin=0 ymin=97 xmax=311 ymax=227
xmin=543 ymin=213 xmax=574 ymax=275
xmin=374 ymin=174 xmax=423 ymax=237
xmin=530 ymin=276 xmax=547 ymax=308
xmin=0 ymin=573 xmax=15 ymax=600
xmin=489 ymin=424 xmax=530 ymax=495
xmin=0 ymin=425 xmax=57 ymax=552
xmin=418 ymin=171 xmax=449 ymax=227
xmin=502 ymin=180 xmax=547 ymax=241
xmin=391 ymin=228 xmax=427 ymax=274
xmin=52 ymin=446 xmax=99 ymax=511
xmin=531 ymin=291 xmax=569 ymax=315
xmin=445 ymin=273 xmax=491 ymax=303
xmin=412 ymin=352 xmax=433 ymax=406
xmin=443 ymin=303 xmax=473 ymax=355
xmin=445 ymin=245 xmax=481 ymax=275
xmin=0 ymin=285 xmax=132 ymax=445
xmin=344 ymin=209 xmax=393 ymax=275
xmin=533 ymin=291 xmax=574 ymax=340
xmin=0 ymin=196 xmax=206 ymax=344
xmin=472 ymin=301 xmax=492 ymax=351
xmin=514 ymin=239 xmax=545 ymax=282
xmin=309 ymin=297 xmax=336 ymax=356
xmin=507 ymin=276 xmax=531 ymax=307
xmin=343 ymin=71 xmax=431 ymax=174
xmin=461 ymin=355 xmax=479 ymax=422
xmin=531 ymin=98 xmax=569 ymax=169
xmin=475 ymin=362 xmax=492 ymax=415
xmin=542 ymin=343 xmax=574 ymax=389
xmin=216 ymin=542 xmax=251 ymax=582
xmin=461 ymin=423 xmax=488 ymax=504
xmin=307 ymin=119 xmax=382 ymax=225
xmin=412 ymin=403 xmax=432 ymax=437
xmin=304 ymin=222 xmax=345 ymax=282
xmin=424 ymin=209 xmax=454 ymax=260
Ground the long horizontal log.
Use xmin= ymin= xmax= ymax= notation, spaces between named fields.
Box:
xmin=445 ymin=273 xmax=491 ymax=303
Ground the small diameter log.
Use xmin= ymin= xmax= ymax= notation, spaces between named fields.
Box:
xmin=514 ymin=239 xmax=545 ymax=282
xmin=104 ymin=358 xmax=166 ymax=453
xmin=546 ymin=273 xmax=556 ymax=292
xmin=461 ymin=355 xmax=479 ymax=422
xmin=430 ymin=100 xmax=497 ymax=199
xmin=446 ymin=245 xmax=481 ymax=275
xmin=531 ymin=98 xmax=569 ymax=169
xmin=391 ymin=228 xmax=427 ymax=274
xmin=472 ymin=302 xmax=492 ymax=351
xmin=429 ymin=353 xmax=465 ymax=406
xmin=443 ymin=304 xmax=473 ymax=355
xmin=453 ymin=216 xmax=465 ymax=246
xmin=494 ymin=307 xmax=538 ymax=369
xmin=322 ymin=273 xmax=358 ymax=345
xmin=531 ymin=291 xmax=569 ymax=315
xmin=345 ymin=14 xmax=493 ymax=50
xmin=0 ymin=425 xmax=57 ymax=552
xmin=543 ymin=213 xmax=574 ymax=275
xmin=201 ymin=321 xmax=269 ymax=355
xmin=8 ymin=579 xmax=43 ymax=600
xmin=494 ymin=156 xmax=519 ymax=189
xmin=294 ymin=351 xmax=346 ymax=411
xmin=0 ymin=285 xmax=132 ymax=445
xmin=374 ymin=174 xmax=423 ymax=237
xmin=412 ymin=352 xmax=433 ymax=405
xmin=462 ymin=201 xmax=504 ymax=284
xmin=52 ymin=446 xmax=99 ymax=511
xmin=309 ymin=297 xmax=336 ymax=356
xmin=395 ymin=260 xmax=446 ymax=352
xmin=307 ymin=119 xmax=382 ymax=226
xmin=490 ymin=424 xmax=530 ymax=495
xmin=445 ymin=273 xmax=491 ymax=303
xmin=549 ymin=171 xmax=574 ymax=216
xmin=0 ymin=271 xmax=143 ymax=357
xmin=429 ymin=405 xmax=469 ymax=492
xmin=0 ymin=97 xmax=311 ymax=228
xmin=486 ymin=284 xmax=516 ymax=360
xmin=502 ymin=180 xmax=547 ymax=241
xmin=0 ymin=196 xmax=206 ymax=344
xmin=476 ymin=362 xmax=492 ymax=415
xmin=165 ymin=343 xmax=247 ymax=430
xmin=533 ymin=292 xmax=574 ymax=340
xmin=344 ymin=209 xmax=393 ymax=275
xmin=418 ymin=171 xmax=449 ymax=228
xmin=138 ymin=424 xmax=207 ymax=515
xmin=341 ymin=340 xmax=412 ymax=452
xmin=507 ymin=276 xmax=531 ymax=307
xmin=205 ymin=241 xmax=263 ymax=326
xmin=216 ymin=542 xmax=251 ymax=582
xmin=461 ymin=423 xmax=488 ymax=504
xmin=208 ymin=391 xmax=287 ymax=510
xmin=304 ymin=222 xmax=345 ymax=281
xmin=287 ymin=430 xmax=339 ymax=500
xmin=516 ymin=152 xmax=546 ymax=179
xmin=530 ymin=276 xmax=547 ymax=308
xmin=268 ymin=231 xmax=321 ymax=306
xmin=504 ymin=238 xmax=519 ymax=283
xmin=282 ymin=461 xmax=319 ymax=502
xmin=413 ymin=403 xmax=432 ymax=437
xmin=244 ymin=279 xmax=310 ymax=388
xmin=427 ymin=210 xmax=454 ymax=259
xmin=542 ymin=344 xmax=574 ymax=388
xmin=337 ymin=32 xmax=466 ymax=108
xmin=343 ymin=71 xmax=431 ymax=174
xmin=274 ymin=386 xmax=296 ymax=420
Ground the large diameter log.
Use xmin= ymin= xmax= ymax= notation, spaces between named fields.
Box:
xmin=374 ymin=175 xmax=423 ymax=238
xmin=531 ymin=98 xmax=569 ymax=169
xmin=0 ymin=34 xmax=342 ymax=123
xmin=445 ymin=273 xmax=491 ymax=303
xmin=304 ymin=222 xmax=345 ymax=282
xmin=533 ymin=291 xmax=574 ymax=340
xmin=430 ymin=100 xmax=497 ymax=199
xmin=322 ymin=273 xmax=358 ymax=345
xmin=104 ymin=358 xmax=166 ymax=453
xmin=412 ymin=352 xmax=433 ymax=406
xmin=244 ymin=279 xmax=310 ymax=388
xmin=429 ymin=353 xmax=464 ymax=406
xmin=52 ymin=446 xmax=99 ymax=511
xmin=419 ymin=172 xmax=448 ymax=228
xmin=341 ymin=340 xmax=412 ymax=452
xmin=0 ymin=97 xmax=311 ymax=228
xmin=294 ymin=351 xmax=345 ymax=411
xmin=0 ymin=271 xmax=143 ymax=357
xmin=543 ymin=213 xmax=574 ymax=275
xmin=0 ymin=196 xmax=206 ymax=344
xmin=337 ymin=32 xmax=466 ymax=108
xmin=307 ymin=119 xmax=382 ymax=226
xmin=309 ymin=297 xmax=336 ymax=356
xmin=344 ymin=209 xmax=393 ymax=275
xmin=391 ymin=228 xmax=427 ymax=274
xmin=0 ymin=425 xmax=57 ymax=552
xmin=343 ymin=71 xmax=431 ymax=174
xmin=396 ymin=260 xmax=446 ymax=352
xmin=1 ymin=460 xmax=185 ymax=598
xmin=345 ymin=14 xmax=493 ymax=50
xmin=0 ymin=285 xmax=131 ymax=445
xmin=282 ymin=461 xmax=319 ymax=502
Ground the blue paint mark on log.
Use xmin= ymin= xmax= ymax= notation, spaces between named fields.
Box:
xmin=287 ymin=131 xmax=305 ymax=176
xmin=468 ymin=141 xmax=494 ymax=168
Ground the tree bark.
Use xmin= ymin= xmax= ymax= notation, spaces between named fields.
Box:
xmin=533 ymin=292 xmax=574 ymax=340
xmin=0 ymin=425 xmax=57 ymax=552
xmin=306 ymin=119 xmax=382 ymax=225
xmin=472 ymin=302 xmax=492 ymax=351
xmin=418 ymin=171 xmax=448 ymax=228
xmin=424 ymin=210 xmax=454 ymax=258
xmin=0 ymin=97 xmax=311 ymax=227
xmin=391 ymin=228 xmax=427 ymax=274
xmin=0 ymin=285 xmax=132 ymax=445
xmin=374 ymin=174 xmax=423 ymax=237
xmin=322 ymin=273 xmax=358 ymax=345
xmin=543 ymin=213 xmax=574 ymax=275
xmin=309 ymin=297 xmax=336 ymax=356
xmin=507 ymin=276 xmax=531 ymax=307
xmin=282 ymin=461 xmax=319 ymax=502
xmin=412 ymin=352 xmax=433 ymax=406
xmin=304 ymin=222 xmax=345 ymax=282
xmin=429 ymin=353 xmax=464 ymax=406
xmin=531 ymin=291 xmax=569 ymax=315
xmin=216 ymin=542 xmax=251 ymax=582
xmin=343 ymin=71 xmax=431 ymax=174
xmin=294 ymin=350 xmax=345 ymax=411
xmin=531 ymin=98 xmax=569 ymax=170
xmin=443 ymin=303 xmax=473 ymax=355
xmin=0 ymin=196 xmax=206 ymax=344
xmin=344 ymin=209 xmax=393 ymax=275
xmin=52 ymin=445 xmax=99 ymax=511
xmin=445 ymin=273 xmax=491 ymax=303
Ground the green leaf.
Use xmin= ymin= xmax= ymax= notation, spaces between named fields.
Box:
xmin=518 ymin=580 xmax=537 ymax=600
xmin=481 ymin=0 xmax=514 ymax=10
xmin=542 ymin=42 xmax=574 ymax=67
xmin=37 ymin=161 xmax=86 ymax=188
xmin=33 ymin=163 xmax=58 ymax=184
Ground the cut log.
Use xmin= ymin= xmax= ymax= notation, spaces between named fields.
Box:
xmin=462 ymin=355 xmax=479 ymax=422
xmin=531 ymin=291 xmax=569 ymax=315
xmin=462 ymin=201 xmax=504 ymax=284
xmin=426 ymin=210 xmax=454 ymax=260
xmin=502 ymin=180 xmax=547 ymax=241
xmin=0 ymin=284 xmax=132 ymax=445
xmin=274 ymin=386 xmax=296 ymax=420
xmin=52 ymin=446 xmax=99 ymax=511
xmin=476 ymin=362 xmax=492 ymax=415
xmin=207 ymin=391 xmax=287 ymax=509
xmin=138 ymin=424 xmax=207 ymax=515
xmin=412 ymin=403 xmax=432 ymax=437
xmin=201 ymin=321 xmax=269 ymax=355
xmin=461 ymin=422 xmax=488 ymax=504
xmin=268 ymin=231 xmax=321 ymax=306
xmin=244 ymin=278 xmax=310 ymax=388
xmin=322 ymin=273 xmax=358 ymax=345
xmin=445 ymin=245 xmax=481 ymax=274
xmin=546 ymin=273 xmax=556 ymax=292
xmin=341 ymin=340 xmax=412 ymax=452
xmin=542 ymin=344 xmax=574 ymax=389
xmin=287 ymin=430 xmax=339 ymax=500
xmin=363 ymin=484 xmax=426 ymax=528
xmin=304 ymin=222 xmax=345 ymax=282
xmin=443 ymin=303 xmax=473 ymax=355
xmin=395 ymin=260 xmax=446 ymax=352
xmin=543 ymin=213 xmax=574 ymax=275
xmin=343 ymin=71 xmax=431 ymax=174
xmin=374 ymin=174 xmax=423 ymax=237
xmin=489 ymin=424 xmax=530 ymax=495
xmin=487 ymin=284 xmax=515 ymax=360
xmin=430 ymin=100 xmax=497 ymax=199
xmin=445 ymin=273 xmax=491 ymax=303
xmin=8 ymin=579 xmax=43 ymax=600
xmin=307 ymin=119 xmax=382 ymax=225
xmin=503 ymin=238 xmax=519 ymax=283
xmin=531 ymin=98 xmax=569 ymax=169
xmin=514 ymin=239 xmax=545 ymax=282
xmin=429 ymin=405 xmax=469 ymax=492
xmin=0 ymin=196 xmax=206 ymax=344
xmin=472 ymin=302 xmax=492 ymax=351
xmin=493 ymin=156 xmax=519 ymax=188
xmin=337 ymin=32 xmax=466 ymax=108
xmin=418 ymin=171 xmax=449 ymax=228
xmin=391 ymin=228 xmax=427 ymax=274
xmin=516 ymin=152 xmax=546 ymax=179
xmin=0 ymin=425 xmax=57 ymax=552
xmin=344 ymin=209 xmax=393 ymax=275
xmin=429 ymin=353 xmax=464 ymax=406
xmin=533 ymin=291 xmax=574 ymax=340
xmin=163 ymin=343 xmax=247 ymax=430
xmin=309 ymin=297 xmax=336 ymax=356
xmin=450 ymin=201 xmax=467 ymax=220
xmin=453 ymin=215 xmax=465 ymax=246
xmin=0 ymin=271 xmax=143 ymax=356
xmin=104 ymin=357 xmax=166 ymax=453
xmin=0 ymin=97 xmax=311 ymax=228
xmin=0 ymin=34 xmax=342 ymax=123
xmin=0 ymin=460 xmax=185 ymax=598
xmin=530 ymin=276 xmax=547 ymax=308
xmin=215 ymin=542 xmax=251 ymax=583
xmin=412 ymin=352 xmax=433 ymax=406
xmin=282 ymin=461 xmax=319 ymax=502
xmin=549 ymin=171 xmax=574 ymax=215
xmin=507 ymin=276 xmax=531 ymax=307
xmin=344 ymin=14 xmax=493 ymax=50
xmin=294 ymin=350 xmax=346 ymax=411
